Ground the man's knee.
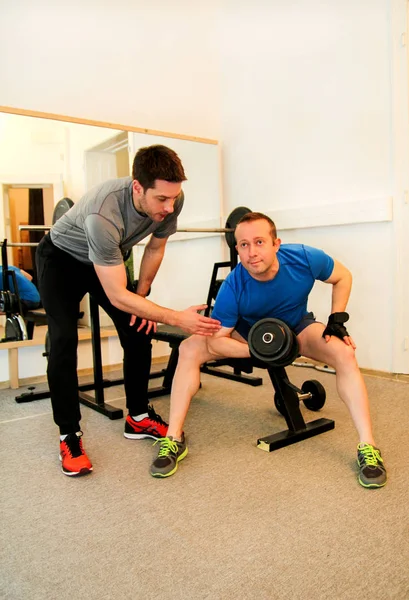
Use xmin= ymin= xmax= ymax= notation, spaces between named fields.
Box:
xmin=179 ymin=335 xmax=208 ymax=363
xmin=333 ymin=342 xmax=357 ymax=370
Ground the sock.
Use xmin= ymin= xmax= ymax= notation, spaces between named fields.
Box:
xmin=60 ymin=432 xmax=81 ymax=441
xmin=131 ymin=413 xmax=149 ymax=421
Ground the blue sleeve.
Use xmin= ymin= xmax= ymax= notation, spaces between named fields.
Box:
xmin=210 ymin=279 xmax=240 ymax=328
xmin=303 ymin=246 xmax=334 ymax=281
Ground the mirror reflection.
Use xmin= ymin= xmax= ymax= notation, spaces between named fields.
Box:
xmin=0 ymin=110 xmax=223 ymax=331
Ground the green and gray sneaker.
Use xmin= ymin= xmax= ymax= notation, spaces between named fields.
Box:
xmin=150 ymin=435 xmax=188 ymax=478
xmin=357 ymin=443 xmax=387 ymax=488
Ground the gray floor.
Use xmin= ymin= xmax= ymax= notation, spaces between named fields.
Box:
xmin=1 ymin=365 xmax=408 ymax=600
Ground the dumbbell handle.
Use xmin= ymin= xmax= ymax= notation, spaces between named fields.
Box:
xmin=297 ymin=392 xmax=312 ymax=402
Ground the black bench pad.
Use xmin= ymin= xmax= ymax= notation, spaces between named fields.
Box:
xmin=153 ymin=324 xmax=188 ymax=343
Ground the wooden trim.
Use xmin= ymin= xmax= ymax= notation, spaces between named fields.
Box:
xmin=0 ymin=105 xmax=218 ymax=145
xmin=0 ymin=355 xmax=170 ymax=390
xmin=8 ymin=348 xmax=19 ymax=389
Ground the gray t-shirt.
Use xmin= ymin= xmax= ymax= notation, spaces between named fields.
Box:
xmin=50 ymin=177 xmax=184 ymax=266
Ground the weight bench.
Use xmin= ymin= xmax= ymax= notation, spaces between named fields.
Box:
xmin=152 ymin=321 xmax=335 ymax=452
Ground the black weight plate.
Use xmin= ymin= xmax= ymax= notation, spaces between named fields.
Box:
xmin=52 ymin=197 xmax=74 ymax=224
xmin=248 ymin=318 xmax=292 ymax=364
xmin=225 ymin=206 xmax=251 ymax=249
xmin=5 ymin=316 xmax=24 ymax=341
xmin=250 ymin=321 xmax=286 ymax=360
xmin=301 ymin=379 xmax=326 ymax=411
xmin=272 ymin=332 xmax=300 ymax=367
xmin=14 ymin=314 xmax=28 ymax=340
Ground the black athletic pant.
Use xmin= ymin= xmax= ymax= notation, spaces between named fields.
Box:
xmin=36 ymin=234 xmax=152 ymax=435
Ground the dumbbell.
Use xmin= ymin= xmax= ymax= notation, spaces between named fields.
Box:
xmin=273 ymin=379 xmax=326 ymax=415
xmin=248 ymin=317 xmax=326 ymax=412
xmin=248 ymin=317 xmax=300 ymax=367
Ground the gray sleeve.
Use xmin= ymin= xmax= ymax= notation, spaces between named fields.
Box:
xmin=84 ymin=214 xmax=124 ymax=266
xmin=153 ymin=192 xmax=184 ymax=239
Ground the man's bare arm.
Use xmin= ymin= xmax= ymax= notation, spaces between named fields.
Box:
xmin=136 ymin=236 xmax=167 ymax=298
xmin=206 ymin=326 xmax=251 ymax=358
xmin=325 ymin=259 xmax=353 ymax=313
xmin=323 ymin=259 xmax=356 ymax=347
xmin=94 ymin=263 xmax=221 ymax=335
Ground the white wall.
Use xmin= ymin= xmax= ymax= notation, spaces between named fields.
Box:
xmin=0 ymin=0 xmax=220 ymax=139
xmin=217 ymin=0 xmax=409 ymax=372
xmin=1 ymin=0 xmax=408 ymax=375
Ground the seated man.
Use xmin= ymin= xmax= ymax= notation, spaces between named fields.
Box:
xmin=150 ymin=212 xmax=387 ymax=489
xmin=0 ymin=265 xmax=41 ymax=313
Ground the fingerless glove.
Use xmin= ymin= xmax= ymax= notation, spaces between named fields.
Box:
xmin=322 ymin=312 xmax=350 ymax=340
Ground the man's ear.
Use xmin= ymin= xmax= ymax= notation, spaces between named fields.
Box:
xmin=274 ymin=237 xmax=282 ymax=249
xmin=132 ymin=179 xmax=143 ymax=195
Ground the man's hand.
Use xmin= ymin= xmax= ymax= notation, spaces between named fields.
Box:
xmin=323 ymin=312 xmax=356 ymax=349
xmin=137 ymin=318 xmax=157 ymax=334
xmin=176 ymin=305 xmax=221 ymax=336
xmin=129 ymin=314 xmax=157 ymax=334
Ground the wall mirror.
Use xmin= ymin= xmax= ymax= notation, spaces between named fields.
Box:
xmin=0 ymin=107 xmax=224 ymax=327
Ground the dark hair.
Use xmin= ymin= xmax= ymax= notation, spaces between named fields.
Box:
xmin=132 ymin=145 xmax=187 ymax=191
xmin=235 ymin=212 xmax=277 ymax=240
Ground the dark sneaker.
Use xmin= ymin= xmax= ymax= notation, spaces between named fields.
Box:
xmin=357 ymin=443 xmax=387 ymax=488
xmin=59 ymin=432 xmax=93 ymax=476
xmin=124 ymin=405 xmax=168 ymax=440
xmin=150 ymin=435 xmax=188 ymax=478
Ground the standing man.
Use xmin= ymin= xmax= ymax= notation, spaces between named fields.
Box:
xmin=36 ymin=144 xmax=220 ymax=477
xmin=150 ymin=212 xmax=387 ymax=489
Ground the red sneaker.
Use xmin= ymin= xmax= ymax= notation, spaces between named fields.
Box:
xmin=59 ymin=432 xmax=93 ymax=476
xmin=124 ymin=405 xmax=168 ymax=440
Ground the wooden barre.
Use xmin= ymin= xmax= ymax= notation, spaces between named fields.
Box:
xmin=6 ymin=242 xmax=39 ymax=247
xmin=19 ymin=225 xmax=234 ymax=234
xmin=19 ymin=225 xmax=51 ymax=231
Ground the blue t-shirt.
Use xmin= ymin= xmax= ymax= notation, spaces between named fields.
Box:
xmin=211 ymin=244 xmax=334 ymax=330
xmin=0 ymin=266 xmax=41 ymax=304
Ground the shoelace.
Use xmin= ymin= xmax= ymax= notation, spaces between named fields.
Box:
xmin=359 ymin=444 xmax=382 ymax=466
xmin=63 ymin=433 xmax=84 ymax=458
xmin=147 ymin=405 xmax=167 ymax=426
xmin=154 ymin=437 xmax=178 ymax=456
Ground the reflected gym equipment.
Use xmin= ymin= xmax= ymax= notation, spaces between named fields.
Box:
xmin=1 ymin=239 xmax=28 ymax=342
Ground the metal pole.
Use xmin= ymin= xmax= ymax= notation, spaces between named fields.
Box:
xmin=18 ymin=225 xmax=51 ymax=231
xmin=19 ymin=225 xmax=234 ymax=234
xmin=176 ymin=227 xmax=233 ymax=233
xmin=6 ymin=242 xmax=39 ymax=247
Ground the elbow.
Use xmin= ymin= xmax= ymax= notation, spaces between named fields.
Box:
xmin=105 ymin=290 xmax=125 ymax=311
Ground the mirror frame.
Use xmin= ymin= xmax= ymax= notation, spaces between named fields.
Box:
xmin=0 ymin=105 xmax=218 ymax=146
